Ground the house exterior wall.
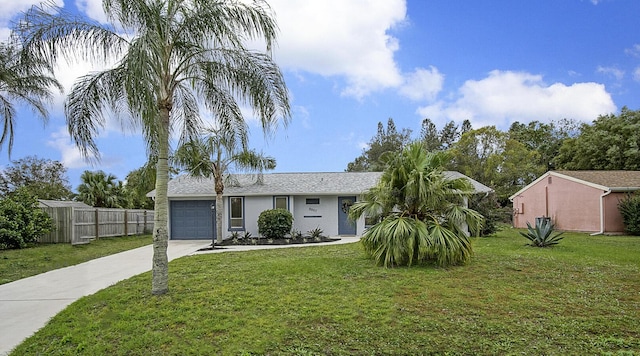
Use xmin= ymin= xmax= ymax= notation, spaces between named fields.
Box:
xmin=214 ymin=194 xmax=365 ymax=238
xmin=512 ymin=175 xmax=603 ymax=232
xmin=240 ymin=196 xmax=273 ymax=237
xmin=170 ymin=188 xmax=479 ymax=239
xmin=292 ymin=195 xmax=339 ymax=236
xmin=603 ymin=192 xmax=627 ymax=233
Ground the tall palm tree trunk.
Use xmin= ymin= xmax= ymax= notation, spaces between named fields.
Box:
xmin=215 ymin=177 xmax=224 ymax=245
xmin=152 ymin=105 xmax=171 ymax=295
xmin=215 ymin=193 xmax=223 ymax=245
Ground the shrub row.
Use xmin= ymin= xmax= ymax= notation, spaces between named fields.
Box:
xmin=0 ymin=188 xmax=53 ymax=249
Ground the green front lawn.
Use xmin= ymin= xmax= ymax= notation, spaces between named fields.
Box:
xmin=0 ymin=235 xmax=152 ymax=285
xmin=11 ymin=229 xmax=640 ymax=355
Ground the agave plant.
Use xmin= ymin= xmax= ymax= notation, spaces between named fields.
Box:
xmin=520 ymin=219 xmax=564 ymax=247
xmin=307 ymin=227 xmax=324 ymax=241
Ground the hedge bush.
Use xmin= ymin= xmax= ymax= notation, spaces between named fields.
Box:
xmin=0 ymin=188 xmax=53 ymax=249
xmin=469 ymin=192 xmax=507 ymax=236
xmin=257 ymin=209 xmax=293 ymax=239
xmin=618 ymin=192 xmax=640 ymax=236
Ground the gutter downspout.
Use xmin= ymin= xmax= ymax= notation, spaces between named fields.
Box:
xmin=591 ymin=189 xmax=612 ymax=236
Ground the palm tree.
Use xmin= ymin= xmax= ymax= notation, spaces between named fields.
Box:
xmin=349 ymin=142 xmax=484 ymax=267
xmin=0 ymin=41 xmax=61 ymax=154
xmin=16 ymin=0 xmax=290 ymax=295
xmin=77 ymin=170 xmax=121 ymax=208
xmin=173 ymin=126 xmax=276 ymax=245
xmin=123 ymin=163 xmax=157 ymax=210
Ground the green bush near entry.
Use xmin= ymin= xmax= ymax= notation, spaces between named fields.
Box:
xmin=258 ymin=209 xmax=293 ymax=239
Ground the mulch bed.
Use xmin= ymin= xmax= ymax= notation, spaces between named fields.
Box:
xmin=197 ymin=237 xmax=341 ymax=251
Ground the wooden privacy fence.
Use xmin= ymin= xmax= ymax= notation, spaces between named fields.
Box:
xmin=39 ymin=207 xmax=154 ymax=245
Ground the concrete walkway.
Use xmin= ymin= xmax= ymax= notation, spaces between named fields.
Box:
xmin=0 ymin=237 xmax=359 ymax=355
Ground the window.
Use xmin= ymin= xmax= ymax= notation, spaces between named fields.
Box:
xmin=229 ymin=197 xmax=244 ymax=230
xmin=365 ymin=216 xmax=377 ymax=228
xmin=274 ymin=196 xmax=289 ymax=210
xmin=306 ymin=198 xmax=320 ymax=205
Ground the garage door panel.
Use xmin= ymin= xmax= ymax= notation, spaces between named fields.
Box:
xmin=170 ymin=200 xmax=215 ymax=240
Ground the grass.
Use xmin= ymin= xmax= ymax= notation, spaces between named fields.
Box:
xmin=11 ymin=229 xmax=640 ymax=355
xmin=0 ymin=235 xmax=152 ymax=285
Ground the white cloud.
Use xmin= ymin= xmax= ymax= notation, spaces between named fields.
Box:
xmin=0 ymin=0 xmax=65 ymax=41
xmin=633 ymin=67 xmax=640 ymax=82
xmin=625 ymin=44 xmax=640 ymax=58
xmin=596 ymin=65 xmax=624 ymax=81
xmin=46 ymin=126 xmax=88 ymax=169
xmin=418 ymin=70 xmax=616 ymax=128
xmin=75 ymin=0 xmax=108 ymax=23
xmin=293 ymin=105 xmax=311 ymax=129
xmin=268 ymin=0 xmax=407 ymax=99
xmin=52 ymin=58 xmax=102 ymax=109
xmin=0 ymin=0 xmax=64 ymax=22
xmin=399 ymin=66 xmax=444 ymax=101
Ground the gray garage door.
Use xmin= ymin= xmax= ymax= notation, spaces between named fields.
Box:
xmin=170 ymin=200 xmax=215 ymax=240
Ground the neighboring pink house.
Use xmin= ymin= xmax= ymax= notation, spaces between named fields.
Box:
xmin=509 ymin=171 xmax=640 ymax=234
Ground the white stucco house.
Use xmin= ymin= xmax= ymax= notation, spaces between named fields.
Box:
xmin=147 ymin=171 xmax=493 ymax=240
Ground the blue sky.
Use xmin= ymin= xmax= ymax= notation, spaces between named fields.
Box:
xmin=1 ymin=0 xmax=640 ymax=191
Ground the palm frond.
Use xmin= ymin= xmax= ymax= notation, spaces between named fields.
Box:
xmin=0 ymin=41 xmax=61 ymax=154
xmin=17 ymin=2 xmax=128 ymax=66
xmin=427 ymin=223 xmax=473 ymax=266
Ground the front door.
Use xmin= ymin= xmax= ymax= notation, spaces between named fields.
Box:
xmin=338 ymin=196 xmax=356 ymax=235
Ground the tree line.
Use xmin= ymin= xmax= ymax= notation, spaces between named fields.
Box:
xmin=347 ymin=107 xmax=640 ymax=206
xmin=0 ymin=156 xmax=156 ymax=209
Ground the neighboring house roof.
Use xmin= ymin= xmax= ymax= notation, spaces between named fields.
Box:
xmin=554 ymin=170 xmax=640 ymax=190
xmin=509 ymin=170 xmax=640 ymax=200
xmin=38 ymin=200 xmax=93 ymax=208
xmin=148 ymin=171 xmax=493 ymax=198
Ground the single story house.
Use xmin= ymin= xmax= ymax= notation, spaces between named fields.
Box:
xmin=148 ymin=171 xmax=493 ymax=240
xmin=509 ymin=170 xmax=640 ymax=234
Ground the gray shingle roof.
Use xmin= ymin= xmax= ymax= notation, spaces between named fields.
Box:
xmin=150 ymin=171 xmax=493 ymax=198
xmin=554 ymin=170 xmax=640 ymax=190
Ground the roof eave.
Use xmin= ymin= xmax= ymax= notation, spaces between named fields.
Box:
xmin=610 ymin=187 xmax=640 ymax=192
xmin=509 ymin=171 xmax=552 ymax=201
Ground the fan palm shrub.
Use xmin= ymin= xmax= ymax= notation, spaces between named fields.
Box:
xmin=349 ymin=142 xmax=484 ymax=267
xmin=77 ymin=170 xmax=122 ymax=208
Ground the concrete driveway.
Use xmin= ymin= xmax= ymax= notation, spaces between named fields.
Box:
xmin=0 ymin=240 xmax=208 ymax=356
xmin=0 ymin=237 xmax=360 ymax=355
